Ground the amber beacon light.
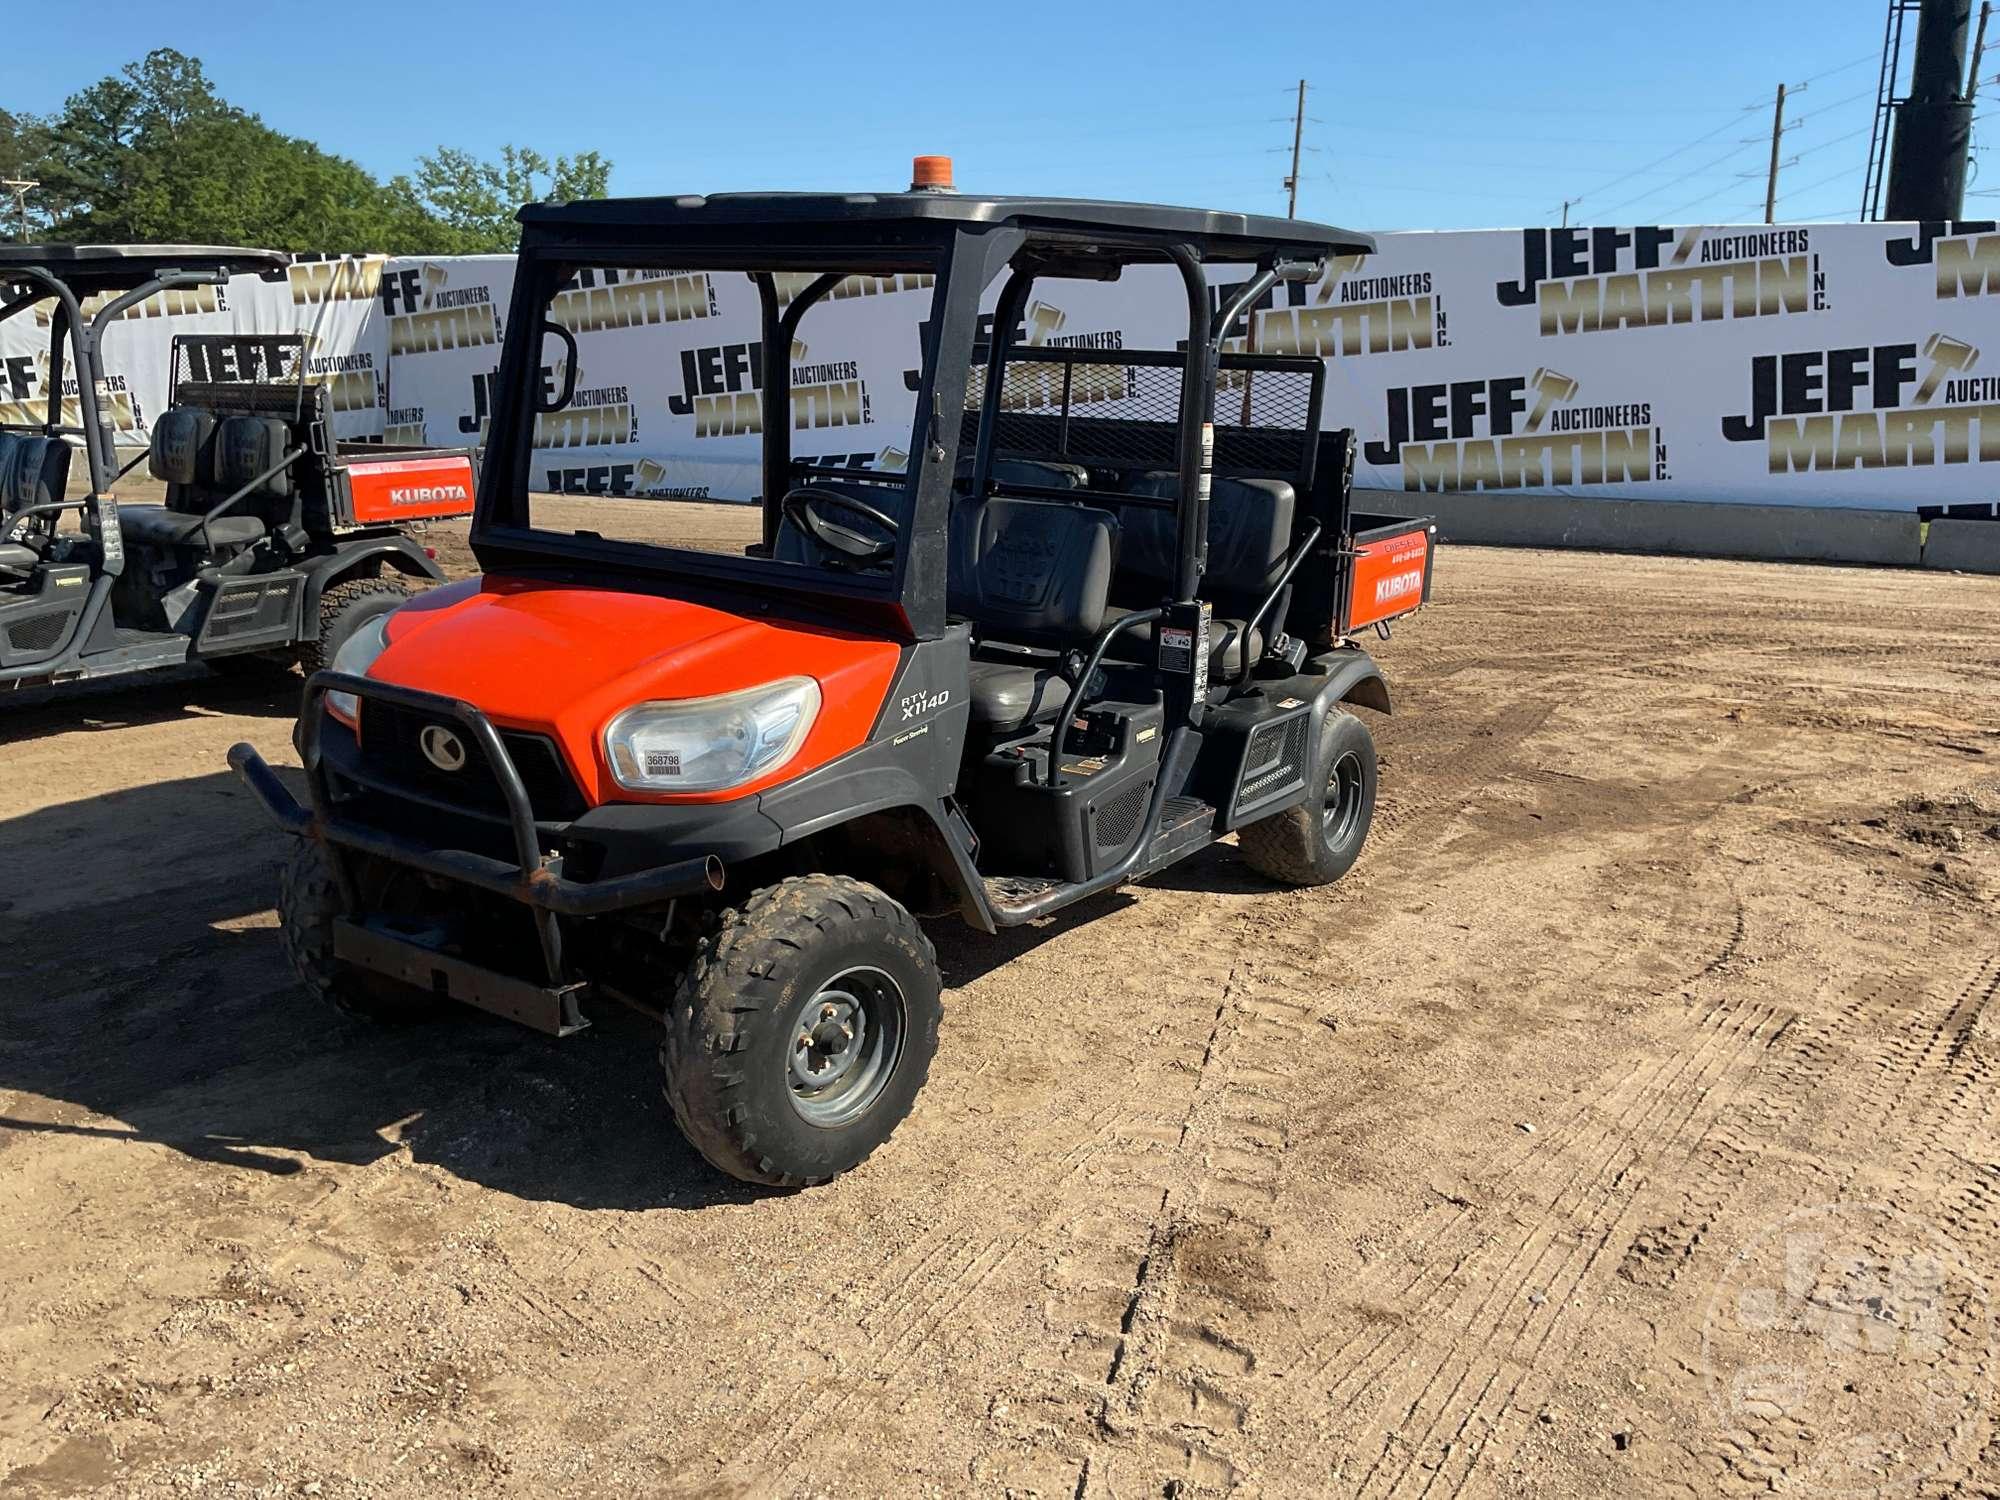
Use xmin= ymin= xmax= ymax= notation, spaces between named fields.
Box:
xmin=909 ymin=155 xmax=955 ymax=192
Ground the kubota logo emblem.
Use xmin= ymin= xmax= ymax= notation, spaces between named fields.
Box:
xmin=389 ymin=483 xmax=469 ymax=507
xmin=419 ymin=725 xmax=468 ymax=772
xmin=1375 ymin=569 xmax=1424 ymax=605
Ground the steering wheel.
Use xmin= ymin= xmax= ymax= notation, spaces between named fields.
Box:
xmin=781 ymin=486 xmax=902 ymax=568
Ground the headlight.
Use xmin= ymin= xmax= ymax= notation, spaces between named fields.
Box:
xmin=604 ymin=677 xmax=821 ymax=793
xmin=325 ymin=613 xmax=393 ymax=724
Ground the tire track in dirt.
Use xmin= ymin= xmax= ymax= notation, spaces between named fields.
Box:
xmin=1003 ymin=758 xmax=1754 ymax=1495
xmin=1255 ymin=988 xmax=1787 ymax=1497
xmin=715 ymin=673 xmax=1591 ymax=1496
xmin=1079 ymin=927 xmax=1332 ymax=1496
xmin=1069 ymin=827 xmax=1743 ymax=1496
xmin=1682 ymin=946 xmax=2000 ymax=1496
xmin=1620 ymin=919 xmax=1993 ymax=1296
xmin=695 ymin=896 xmax=1247 ymax=1498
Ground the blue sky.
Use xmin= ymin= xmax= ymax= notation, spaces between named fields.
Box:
xmin=1 ymin=0 xmax=1978 ymax=230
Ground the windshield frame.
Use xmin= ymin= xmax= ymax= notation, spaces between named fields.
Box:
xmin=470 ymin=238 xmax=964 ymax=638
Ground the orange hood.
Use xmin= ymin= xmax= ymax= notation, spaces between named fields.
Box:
xmin=371 ymin=576 xmax=899 ymax=804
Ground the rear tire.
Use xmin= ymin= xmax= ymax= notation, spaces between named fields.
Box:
xmin=660 ymin=875 xmax=942 ymax=1188
xmin=1236 ymin=707 xmax=1378 ymax=887
xmin=302 ymin=574 xmax=413 ymax=677
xmin=277 ymin=839 xmax=441 ymax=1023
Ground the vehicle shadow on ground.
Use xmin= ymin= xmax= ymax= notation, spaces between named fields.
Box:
xmin=0 ymin=666 xmax=302 ymax=746
xmin=922 ymin=843 xmax=1277 ymax=990
xmin=925 ymin=889 xmax=1137 ymax=989
xmin=0 ymin=766 xmax=782 ymax=1213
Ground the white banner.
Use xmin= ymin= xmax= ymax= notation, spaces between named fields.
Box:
xmin=0 ymin=254 xmax=389 ymax=452
xmin=8 ymin=224 xmax=2000 ymax=512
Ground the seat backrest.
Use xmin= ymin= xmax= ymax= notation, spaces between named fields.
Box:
xmin=150 ymin=404 xmax=296 ymax=533
xmin=3 ymin=435 xmax=71 ymax=519
xmin=214 ymin=416 xmax=296 ymax=502
xmin=948 ymin=495 xmax=1119 ymax=642
xmin=149 ymin=407 xmax=219 ymax=498
xmin=1113 ymin=473 xmax=1296 ymax=608
xmin=965 ymin=458 xmax=1091 ymax=492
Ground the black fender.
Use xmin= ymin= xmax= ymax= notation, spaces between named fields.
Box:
xmin=759 ymin=759 xmax=995 ymax=933
xmin=567 ymin=744 xmax=995 ymax=933
xmin=297 ymin=536 xmax=445 ymax=638
xmin=1319 ymin=647 xmax=1391 ymax=716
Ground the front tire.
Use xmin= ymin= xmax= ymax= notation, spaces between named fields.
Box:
xmin=1236 ymin=707 xmax=1378 ymax=887
xmin=661 ymin=875 xmax=943 ymax=1188
xmin=302 ymin=574 xmax=413 ymax=677
xmin=276 ymin=839 xmax=441 ymax=1023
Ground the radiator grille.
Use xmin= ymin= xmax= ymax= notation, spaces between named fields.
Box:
xmin=357 ymin=701 xmax=587 ymax=823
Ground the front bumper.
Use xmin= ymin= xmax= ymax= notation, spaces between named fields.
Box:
xmin=231 ymin=670 xmax=724 ymax=917
xmin=230 ymin=740 xmax=722 ymax=917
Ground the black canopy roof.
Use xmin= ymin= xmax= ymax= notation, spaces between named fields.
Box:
xmin=519 ymin=192 xmax=1375 ymax=262
xmin=0 ymin=244 xmax=290 ymax=297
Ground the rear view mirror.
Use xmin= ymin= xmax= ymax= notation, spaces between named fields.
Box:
xmin=537 ymin=321 xmax=579 ymax=412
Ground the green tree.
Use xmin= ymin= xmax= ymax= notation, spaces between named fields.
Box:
xmin=412 ymin=145 xmax=614 ymax=253
xmin=14 ymin=49 xmax=611 ymax=253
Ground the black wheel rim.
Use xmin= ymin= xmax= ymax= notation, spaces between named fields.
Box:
xmin=786 ymin=965 xmax=906 ymax=1128
xmin=1322 ymin=749 xmax=1365 ymax=847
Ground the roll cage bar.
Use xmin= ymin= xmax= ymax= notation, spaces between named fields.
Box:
xmin=0 ymin=246 xmax=290 ymax=506
xmin=476 ymin=199 xmax=1372 ymax=641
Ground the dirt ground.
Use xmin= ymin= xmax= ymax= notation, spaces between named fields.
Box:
xmin=3 ymin=503 xmax=1998 ymax=1499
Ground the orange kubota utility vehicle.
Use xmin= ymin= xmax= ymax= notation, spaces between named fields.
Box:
xmin=230 ymin=164 xmax=1435 ymax=1187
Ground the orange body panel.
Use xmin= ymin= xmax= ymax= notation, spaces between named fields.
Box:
xmin=370 ymin=577 xmax=899 ymax=806
xmin=345 ymin=455 xmax=477 ymax=524
xmin=1345 ymin=529 xmax=1430 ymax=631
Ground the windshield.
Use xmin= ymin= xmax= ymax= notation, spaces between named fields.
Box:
xmin=491 ymin=260 xmax=939 ymax=582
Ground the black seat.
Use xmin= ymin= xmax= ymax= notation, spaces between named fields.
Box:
xmin=948 ymin=493 xmax=1119 ymax=734
xmin=0 ymin=433 xmax=73 ymax=574
xmin=117 ymin=507 xmax=267 ymax=548
xmin=958 ymin=457 xmax=1090 ymax=491
xmin=1106 ymin=472 xmax=1297 ymax=677
xmin=965 ymin=656 xmax=1068 ymax=734
xmin=134 ymin=405 xmax=295 ymax=552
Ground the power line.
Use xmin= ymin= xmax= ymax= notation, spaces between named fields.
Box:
xmin=1791 ymin=51 xmax=1879 ymax=87
xmin=1553 ymin=99 xmax=1766 ymax=216
xmin=1547 ymin=55 xmax=1876 ymax=225
xmin=1594 ymin=135 xmax=1767 ymax=218
xmin=1789 ymin=124 xmax=1873 ymax=163
xmin=1775 ymin=161 xmax=1870 ymax=206
xmin=1785 ymin=84 xmax=1878 ymax=129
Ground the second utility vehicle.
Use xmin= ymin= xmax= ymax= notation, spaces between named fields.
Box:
xmin=0 ymin=245 xmax=476 ymax=691
xmin=231 ymin=165 xmax=1435 ymax=1187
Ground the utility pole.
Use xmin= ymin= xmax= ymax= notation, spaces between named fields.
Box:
xmin=1971 ymin=0 xmax=1993 ymax=101
xmin=1764 ymin=83 xmax=1788 ymax=223
xmin=0 ymin=180 xmax=35 ymax=241
xmin=1887 ymin=0 xmax=1975 ymax=221
xmin=1284 ymin=79 xmax=1306 ymax=218
xmin=1560 ymin=197 xmax=1577 ymax=228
